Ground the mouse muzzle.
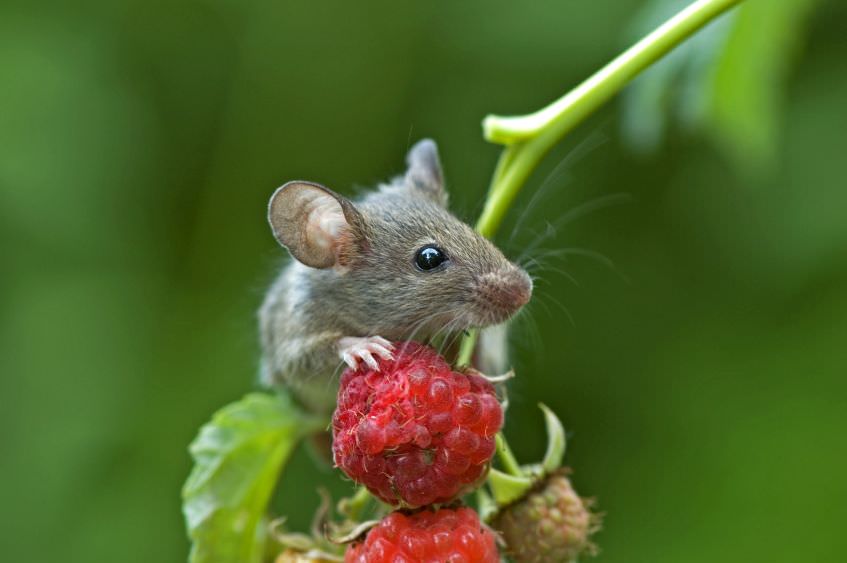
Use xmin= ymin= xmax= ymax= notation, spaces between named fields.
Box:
xmin=473 ymin=266 xmax=533 ymax=324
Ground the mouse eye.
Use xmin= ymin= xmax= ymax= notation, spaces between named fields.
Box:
xmin=414 ymin=245 xmax=447 ymax=271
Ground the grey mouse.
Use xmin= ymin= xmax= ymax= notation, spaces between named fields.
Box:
xmin=259 ymin=139 xmax=532 ymax=413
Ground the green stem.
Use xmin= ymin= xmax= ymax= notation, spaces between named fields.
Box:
xmin=477 ymin=0 xmax=742 ymax=238
xmin=457 ymin=328 xmax=478 ymax=366
xmin=496 ymin=433 xmax=524 ymax=477
xmin=339 ymin=486 xmax=373 ymax=522
xmin=462 ymin=0 xmax=742 ymax=361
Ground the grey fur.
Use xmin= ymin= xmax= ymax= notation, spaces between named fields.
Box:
xmin=259 ymin=139 xmax=531 ymax=413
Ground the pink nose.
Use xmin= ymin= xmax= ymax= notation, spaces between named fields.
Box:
xmin=477 ymin=268 xmax=532 ymax=313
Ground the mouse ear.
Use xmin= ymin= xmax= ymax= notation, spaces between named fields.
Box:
xmin=268 ymin=181 xmax=365 ymax=269
xmin=404 ymin=139 xmax=448 ymax=207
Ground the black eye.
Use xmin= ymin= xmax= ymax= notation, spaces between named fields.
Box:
xmin=415 ymin=245 xmax=447 ymax=271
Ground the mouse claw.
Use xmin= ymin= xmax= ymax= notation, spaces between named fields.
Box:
xmin=361 ymin=350 xmax=379 ymax=370
xmin=338 ymin=336 xmax=395 ymax=371
xmin=369 ymin=343 xmax=394 ymax=361
xmin=341 ymin=351 xmax=359 ymax=371
xmin=371 ymin=336 xmax=394 ymax=350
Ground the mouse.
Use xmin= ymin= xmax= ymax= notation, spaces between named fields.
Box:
xmin=259 ymin=139 xmax=532 ymax=413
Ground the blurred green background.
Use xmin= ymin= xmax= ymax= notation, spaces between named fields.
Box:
xmin=3 ymin=0 xmax=846 ymax=561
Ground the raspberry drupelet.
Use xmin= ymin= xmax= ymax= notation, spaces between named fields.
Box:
xmin=332 ymin=341 xmax=503 ymax=508
xmin=345 ymin=507 xmax=499 ymax=563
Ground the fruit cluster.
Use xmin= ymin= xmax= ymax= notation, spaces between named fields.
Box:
xmin=333 ymin=342 xmax=502 ymax=562
xmin=331 ymin=341 xmax=598 ymax=562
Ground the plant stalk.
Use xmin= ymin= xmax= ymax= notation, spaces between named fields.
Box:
xmin=462 ymin=0 xmax=742 ymax=363
xmin=477 ymin=0 xmax=742 ymax=238
xmin=496 ymin=433 xmax=525 ymax=477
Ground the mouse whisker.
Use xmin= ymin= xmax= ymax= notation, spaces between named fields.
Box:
xmin=521 ymin=257 xmax=581 ymax=288
xmin=538 ymin=292 xmax=576 ymax=328
xmin=438 ymin=317 xmax=468 ymax=357
xmin=514 ymin=192 xmax=632 ymax=265
xmin=526 ymin=246 xmax=628 ymax=285
xmin=507 ymin=129 xmax=609 ymax=249
xmin=400 ymin=305 xmax=467 ymax=350
xmin=512 ymin=305 xmax=545 ymax=359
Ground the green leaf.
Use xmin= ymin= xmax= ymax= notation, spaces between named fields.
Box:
xmin=621 ymin=0 xmax=819 ymax=170
xmin=706 ymin=0 xmax=819 ymax=169
xmin=621 ymin=0 xmax=732 ymax=154
xmin=182 ymin=392 xmax=325 ymax=563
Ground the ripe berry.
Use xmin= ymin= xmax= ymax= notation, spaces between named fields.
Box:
xmin=345 ymin=507 xmax=499 ymax=563
xmin=332 ymin=341 xmax=503 ymax=507
xmin=492 ymin=470 xmax=600 ymax=563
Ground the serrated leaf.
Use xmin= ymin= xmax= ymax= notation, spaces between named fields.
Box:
xmin=621 ymin=0 xmax=819 ymax=170
xmin=182 ymin=392 xmax=325 ymax=563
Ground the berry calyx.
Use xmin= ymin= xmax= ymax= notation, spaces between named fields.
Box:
xmin=345 ymin=507 xmax=499 ymax=563
xmin=332 ymin=341 xmax=503 ymax=507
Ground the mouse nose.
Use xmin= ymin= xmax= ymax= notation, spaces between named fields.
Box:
xmin=477 ymin=267 xmax=533 ymax=314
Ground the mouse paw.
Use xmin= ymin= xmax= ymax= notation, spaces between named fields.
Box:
xmin=338 ymin=336 xmax=395 ymax=371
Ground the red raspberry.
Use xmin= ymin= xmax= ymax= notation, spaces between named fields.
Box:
xmin=332 ymin=341 xmax=503 ymax=507
xmin=345 ymin=507 xmax=499 ymax=563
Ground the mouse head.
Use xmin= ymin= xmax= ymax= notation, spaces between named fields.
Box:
xmin=268 ymin=139 xmax=532 ymax=334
